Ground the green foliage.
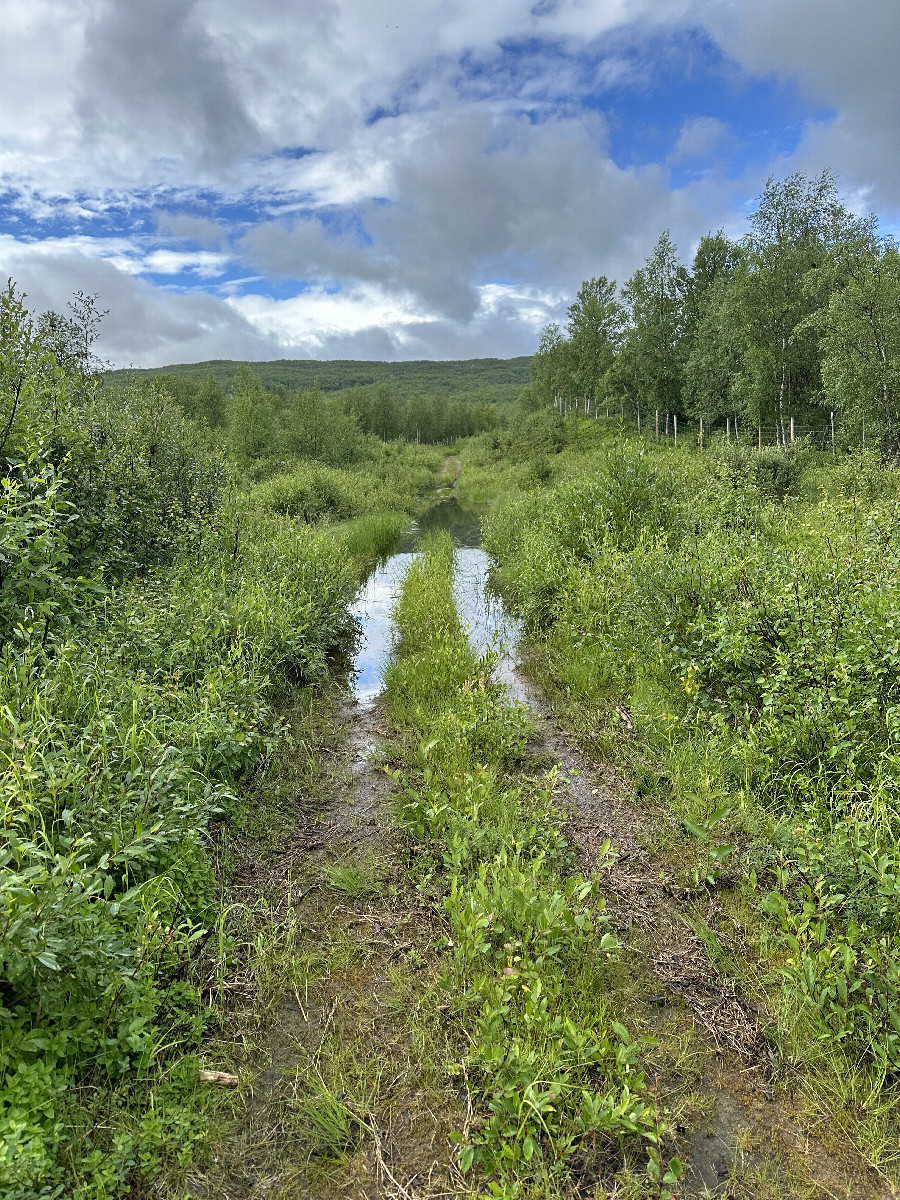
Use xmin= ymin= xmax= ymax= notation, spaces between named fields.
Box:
xmin=108 ymin=355 xmax=532 ymax=401
xmin=249 ymin=457 xmax=425 ymax=523
xmin=484 ymin=445 xmax=675 ymax=627
xmin=481 ymin=423 xmax=900 ymax=1128
xmin=522 ymin=170 xmax=898 ymax=446
xmin=620 ymin=230 xmax=689 ymax=417
xmin=67 ymin=384 xmax=224 ymax=574
xmin=111 ymin=360 xmax=512 ymax=456
xmin=387 ymin=534 xmax=669 ymax=1192
xmin=714 ymin=440 xmax=808 ymax=501
xmin=0 ymin=281 xmax=417 ymax=1197
xmin=813 ymin=239 xmax=900 ymax=451
xmin=0 ymin=504 xmax=358 ymax=1195
xmin=0 ymin=458 xmax=74 ymax=647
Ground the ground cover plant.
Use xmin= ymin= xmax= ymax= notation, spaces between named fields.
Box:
xmin=0 ymin=283 xmax=445 ymax=1198
xmin=475 ymin=416 xmax=900 ymax=1184
xmin=385 ymin=532 xmax=683 ymax=1198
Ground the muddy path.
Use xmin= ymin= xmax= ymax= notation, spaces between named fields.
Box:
xmin=192 ymin=501 xmax=891 ymax=1199
xmin=193 ymin=691 xmax=466 ymax=1200
xmin=510 ymin=667 xmax=893 ymax=1199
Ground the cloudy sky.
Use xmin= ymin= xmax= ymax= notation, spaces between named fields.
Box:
xmin=2 ymin=0 xmax=898 ymax=367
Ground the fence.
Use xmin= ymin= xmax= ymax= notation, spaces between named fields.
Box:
xmin=554 ymin=396 xmax=849 ymax=454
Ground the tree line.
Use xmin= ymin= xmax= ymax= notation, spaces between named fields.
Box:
xmin=150 ymin=368 xmax=502 ymax=464
xmin=529 ymin=171 xmax=900 ymax=450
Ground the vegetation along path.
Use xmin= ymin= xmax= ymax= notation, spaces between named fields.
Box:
xmin=193 ymin=485 xmax=891 ymax=1199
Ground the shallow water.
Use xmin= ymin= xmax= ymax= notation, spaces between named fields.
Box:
xmin=349 ymin=498 xmax=524 ymax=705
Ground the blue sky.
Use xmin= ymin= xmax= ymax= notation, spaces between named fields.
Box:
xmin=1 ymin=0 xmax=897 ymax=366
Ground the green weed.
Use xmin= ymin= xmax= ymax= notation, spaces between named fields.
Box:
xmin=478 ymin=426 xmax=900 ymax=1180
xmin=386 ymin=531 xmax=679 ymax=1195
xmin=322 ymin=858 xmax=385 ymax=899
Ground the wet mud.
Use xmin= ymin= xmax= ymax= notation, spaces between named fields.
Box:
xmin=197 ymin=493 xmax=891 ymax=1199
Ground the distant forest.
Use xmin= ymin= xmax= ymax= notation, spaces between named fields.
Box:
xmin=103 ymin=356 xmax=531 ymax=453
xmin=108 ymin=356 xmax=531 ymax=402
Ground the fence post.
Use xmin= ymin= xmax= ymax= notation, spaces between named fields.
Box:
xmin=699 ymin=417 xmax=704 ymax=451
xmin=637 ymin=404 xmax=641 ymax=434
xmin=734 ymin=415 xmax=739 ymax=441
xmin=655 ymin=409 xmax=659 ymax=440
xmin=674 ymin=414 xmax=678 ymax=447
xmin=726 ymin=416 xmax=731 ymax=443
xmin=831 ymin=411 xmax=835 ymax=454
xmin=790 ymin=416 xmax=795 ymax=443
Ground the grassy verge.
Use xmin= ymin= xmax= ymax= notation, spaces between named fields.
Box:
xmin=384 ymin=531 xmax=682 ymax=1199
xmin=475 ymin=423 xmax=900 ymax=1191
xmin=191 ymin=687 xmax=468 ymax=1198
xmin=0 ymin=489 xmax=423 ymax=1198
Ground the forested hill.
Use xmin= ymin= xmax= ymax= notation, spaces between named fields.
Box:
xmin=107 ymin=356 xmax=532 ymax=402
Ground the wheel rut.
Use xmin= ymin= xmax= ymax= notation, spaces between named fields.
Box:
xmin=511 ymin=669 xmax=892 ymax=1199
xmin=191 ymin=692 xmax=463 ymax=1200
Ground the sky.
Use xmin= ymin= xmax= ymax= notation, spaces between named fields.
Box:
xmin=2 ymin=0 xmax=899 ymax=368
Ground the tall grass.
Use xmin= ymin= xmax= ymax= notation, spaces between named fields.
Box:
xmin=385 ymin=533 xmax=680 ymax=1197
xmin=480 ymin=429 xmax=900 ymax=1178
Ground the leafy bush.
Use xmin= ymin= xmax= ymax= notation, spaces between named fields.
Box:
xmin=483 ymin=431 xmax=900 ymax=1082
xmin=715 ymin=441 xmax=807 ymax=501
xmin=0 ymin=503 xmax=357 ymax=1195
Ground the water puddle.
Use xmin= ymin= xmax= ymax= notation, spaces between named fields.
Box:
xmin=452 ymin=547 xmax=527 ymax=704
xmin=349 ymin=498 xmax=524 ymax=705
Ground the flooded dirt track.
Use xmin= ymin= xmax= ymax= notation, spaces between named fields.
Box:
xmin=196 ymin=494 xmax=890 ymax=1200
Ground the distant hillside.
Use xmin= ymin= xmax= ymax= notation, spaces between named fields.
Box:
xmin=107 ymin=356 xmax=532 ymax=401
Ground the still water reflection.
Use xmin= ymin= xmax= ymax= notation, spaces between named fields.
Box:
xmin=349 ymin=498 xmax=524 ymax=705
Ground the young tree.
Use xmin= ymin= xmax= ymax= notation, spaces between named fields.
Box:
xmin=731 ymin=170 xmax=860 ymax=438
xmin=196 ymin=372 xmax=226 ymax=428
xmin=531 ymin=323 xmax=575 ymax=412
xmin=682 ymin=233 xmax=743 ymax=425
xmin=565 ymin=276 xmax=623 ymax=415
xmin=370 ymin=383 xmax=400 ymax=441
xmin=813 ymin=236 xmax=900 ymax=450
xmin=620 ymin=231 xmax=689 ymax=417
xmin=226 ymin=364 xmax=276 ymax=460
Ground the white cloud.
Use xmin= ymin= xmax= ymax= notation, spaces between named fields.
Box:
xmin=670 ymin=116 xmax=730 ymax=163
xmin=697 ymin=0 xmax=900 ymax=210
xmin=227 ymin=284 xmax=434 ymax=349
xmin=140 ymin=250 xmax=230 ymax=277
xmin=3 ymin=0 xmax=900 ymax=365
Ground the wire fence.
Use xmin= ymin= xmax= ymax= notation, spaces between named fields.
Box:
xmin=556 ymin=397 xmax=854 ymax=453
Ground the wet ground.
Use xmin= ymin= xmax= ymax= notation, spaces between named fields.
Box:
xmin=349 ymin=496 xmax=525 ymax=707
xmin=198 ymin=491 xmax=891 ymax=1200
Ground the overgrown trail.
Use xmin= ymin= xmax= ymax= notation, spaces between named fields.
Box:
xmin=193 ymin=691 xmax=466 ymax=1199
xmin=512 ymin=676 xmax=890 ymax=1198
xmin=195 ymin=502 xmax=890 ymax=1200
xmin=439 ymin=455 xmax=462 ymax=487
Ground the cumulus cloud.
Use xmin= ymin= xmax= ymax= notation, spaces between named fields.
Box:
xmin=698 ymin=0 xmax=900 ymax=210
xmin=227 ymin=280 xmax=562 ymax=360
xmin=0 ymin=239 xmax=278 ymax=366
xmin=2 ymin=0 xmax=900 ymax=364
xmin=242 ymin=105 xmax=728 ymax=326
